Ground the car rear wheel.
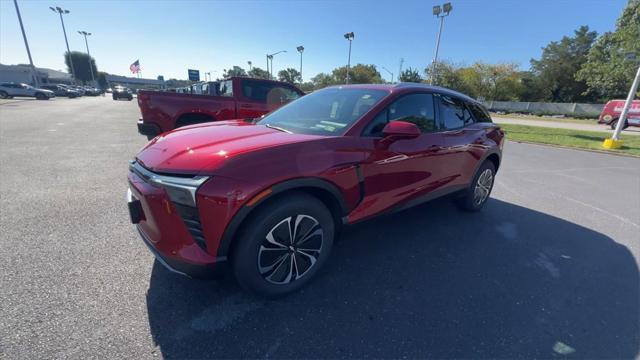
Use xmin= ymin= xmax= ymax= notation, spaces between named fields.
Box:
xmin=232 ymin=193 xmax=334 ymax=297
xmin=610 ymin=119 xmax=629 ymax=130
xmin=456 ymin=161 xmax=496 ymax=212
xmin=0 ymin=91 xmax=8 ymax=99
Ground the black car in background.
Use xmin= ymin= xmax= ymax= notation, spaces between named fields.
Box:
xmin=40 ymin=84 xmax=80 ymax=98
xmin=112 ymin=86 xmax=133 ymax=101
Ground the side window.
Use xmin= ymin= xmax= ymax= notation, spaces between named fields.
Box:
xmin=439 ymin=95 xmax=473 ymax=130
xmin=468 ymin=103 xmax=493 ymax=123
xmin=219 ymin=80 xmax=233 ymax=97
xmin=363 ymin=93 xmax=436 ymax=136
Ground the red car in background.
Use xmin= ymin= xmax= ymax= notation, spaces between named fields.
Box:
xmin=127 ymin=84 xmax=504 ymax=297
xmin=136 ymin=77 xmax=304 ymax=139
xmin=598 ymin=99 xmax=640 ymax=129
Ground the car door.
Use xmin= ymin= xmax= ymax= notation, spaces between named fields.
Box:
xmin=18 ymin=84 xmax=31 ymax=96
xmin=351 ymin=92 xmax=448 ymax=221
xmin=436 ymin=94 xmax=487 ymax=187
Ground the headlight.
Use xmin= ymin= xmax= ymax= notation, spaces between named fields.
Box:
xmin=129 ymin=161 xmax=208 ymax=207
xmin=151 ymin=176 xmax=209 ymax=207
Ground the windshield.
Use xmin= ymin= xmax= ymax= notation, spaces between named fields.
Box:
xmin=257 ymin=87 xmax=388 ymax=136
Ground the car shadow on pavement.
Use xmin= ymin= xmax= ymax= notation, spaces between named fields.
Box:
xmin=146 ymin=198 xmax=639 ymax=359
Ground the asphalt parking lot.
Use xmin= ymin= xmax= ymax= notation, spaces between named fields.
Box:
xmin=1 ymin=96 xmax=638 ymax=359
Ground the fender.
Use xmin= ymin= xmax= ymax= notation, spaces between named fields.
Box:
xmin=214 ymin=177 xmax=350 ymax=259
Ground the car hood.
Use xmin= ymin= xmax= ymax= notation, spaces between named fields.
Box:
xmin=136 ymin=120 xmax=322 ymax=175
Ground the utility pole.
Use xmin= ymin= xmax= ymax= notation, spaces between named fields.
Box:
xmin=297 ymin=46 xmax=304 ymax=85
xmin=13 ymin=0 xmax=39 ymax=87
xmin=381 ymin=66 xmax=394 ymax=83
xmin=78 ymin=31 xmax=95 ymax=84
xmin=50 ymin=6 xmax=76 ymax=83
xmin=604 ymin=64 xmax=640 ymax=149
xmin=344 ymin=32 xmax=354 ymax=84
xmin=430 ymin=3 xmax=452 ymax=85
xmin=398 ymin=58 xmax=404 ymax=82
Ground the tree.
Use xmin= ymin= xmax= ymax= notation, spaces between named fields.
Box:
xmin=399 ymin=67 xmax=422 ymax=83
xmin=278 ymin=68 xmax=301 ymax=84
xmin=577 ymin=0 xmax=640 ymax=100
xmin=96 ymin=71 xmax=108 ymax=89
xmin=222 ymin=66 xmax=247 ymax=78
xmin=299 ymin=82 xmax=314 ymax=92
xmin=530 ymin=25 xmax=598 ymax=102
xmin=310 ymin=72 xmax=336 ymax=89
xmin=64 ymin=51 xmax=98 ymax=84
xmin=331 ymin=64 xmax=383 ymax=84
xmin=248 ymin=67 xmax=270 ymax=79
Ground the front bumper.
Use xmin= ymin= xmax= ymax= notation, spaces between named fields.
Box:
xmin=137 ymin=119 xmax=160 ymax=138
xmin=127 ymin=173 xmax=226 ymax=279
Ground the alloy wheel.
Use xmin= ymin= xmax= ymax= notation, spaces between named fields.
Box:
xmin=473 ymin=168 xmax=493 ymax=206
xmin=258 ymin=214 xmax=324 ymax=285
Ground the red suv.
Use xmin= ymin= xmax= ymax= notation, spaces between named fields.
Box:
xmin=127 ymin=84 xmax=504 ymax=297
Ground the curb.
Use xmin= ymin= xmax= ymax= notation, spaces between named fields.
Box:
xmin=506 ymin=139 xmax=640 ymax=159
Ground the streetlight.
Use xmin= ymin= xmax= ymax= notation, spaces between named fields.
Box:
xmin=604 ymin=54 xmax=640 ymax=149
xmin=381 ymin=66 xmax=394 ymax=83
xmin=13 ymin=0 xmax=39 ymax=87
xmin=296 ymin=46 xmax=304 ymax=84
xmin=430 ymin=2 xmax=452 ymax=84
xmin=266 ymin=50 xmax=287 ymax=80
xmin=77 ymin=30 xmax=95 ymax=84
xmin=247 ymin=61 xmax=252 ymax=71
xmin=50 ymin=6 xmax=76 ymax=83
xmin=344 ymin=32 xmax=354 ymax=84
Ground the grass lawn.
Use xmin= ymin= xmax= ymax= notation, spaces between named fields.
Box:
xmin=500 ymin=124 xmax=640 ymax=157
xmin=491 ymin=113 xmax=598 ymax=125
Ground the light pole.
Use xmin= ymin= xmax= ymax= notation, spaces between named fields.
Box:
xmin=13 ymin=0 xmax=39 ymax=87
xmin=50 ymin=6 xmax=76 ymax=83
xmin=267 ymin=50 xmax=287 ymax=80
xmin=344 ymin=32 xmax=354 ymax=84
xmin=297 ymin=46 xmax=304 ymax=84
xmin=381 ymin=66 xmax=394 ymax=83
xmin=430 ymin=2 xmax=452 ymax=85
xmin=604 ymin=60 xmax=640 ymax=149
xmin=77 ymin=30 xmax=95 ymax=84
xmin=399 ymin=58 xmax=404 ymax=80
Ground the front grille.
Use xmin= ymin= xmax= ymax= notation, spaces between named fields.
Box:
xmin=173 ymin=202 xmax=207 ymax=251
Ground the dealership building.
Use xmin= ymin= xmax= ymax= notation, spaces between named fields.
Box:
xmin=0 ymin=63 xmax=73 ymax=85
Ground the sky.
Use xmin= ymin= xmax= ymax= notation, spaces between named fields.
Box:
xmin=0 ymin=0 xmax=630 ymax=82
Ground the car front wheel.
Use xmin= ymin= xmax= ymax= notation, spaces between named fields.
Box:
xmin=232 ymin=193 xmax=334 ymax=297
xmin=35 ymin=92 xmax=48 ymax=100
xmin=0 ymin=91 xmax=8 ymax=99
xmin=456 ymin=161 xmax=496 ymax=212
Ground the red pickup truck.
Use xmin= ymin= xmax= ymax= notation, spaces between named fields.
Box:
xmin=137 ymin=77 xmax=304 ymax=139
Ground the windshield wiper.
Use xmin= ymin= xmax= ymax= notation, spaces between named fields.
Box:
xmin=264 ymin=123 xmax=292 ymax=134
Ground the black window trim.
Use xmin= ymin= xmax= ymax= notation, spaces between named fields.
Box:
xmin=361 ymin=91 xmax=440 ymax=137
xmin=437 ymin=93 xmax=477 ymax=132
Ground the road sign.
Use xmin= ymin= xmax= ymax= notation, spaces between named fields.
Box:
xmin=188 ymin=69 xmax=200 ymax=82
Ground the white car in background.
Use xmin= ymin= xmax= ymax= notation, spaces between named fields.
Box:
xmin=0 ymin=82 xmax=55 ymax=100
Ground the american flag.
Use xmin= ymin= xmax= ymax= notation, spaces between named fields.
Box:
xmin=129 ymin=60 xmax=140 ymax=74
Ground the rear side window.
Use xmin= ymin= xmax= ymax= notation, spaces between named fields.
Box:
xmin=219 ymin=80 xmax=233 ymax=97
xmin=363 ymin=93 xmax=436 ymax=136
xmin=439 ymin=95 xmax=474 ymax=130
xmin=241 ymin=79 xmax=301 ymax=103
xmin=468 ymin=103 xmax=492 ymax=123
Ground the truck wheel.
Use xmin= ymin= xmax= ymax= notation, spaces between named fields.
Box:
xmin=175 ymin=114 xmax=214 ymax=128
xmin=456 ymin=161 xmax=496 ymax=212
xmin=610 ymin=119 xmax=629 ymax=130
xmin=0 ymin=91 xmax=8 ymax=99
xmin=35 ymin=92 xmax=48 ymax=100
xmin=232 ymin=193 xmax=335 ymax=298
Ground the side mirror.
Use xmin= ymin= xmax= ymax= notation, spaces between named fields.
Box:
xmin=382 ymin=120 xmax=420 ymax=140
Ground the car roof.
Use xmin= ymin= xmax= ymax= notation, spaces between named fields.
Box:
xmin=325 ymin=83 xmax=480 ymax=104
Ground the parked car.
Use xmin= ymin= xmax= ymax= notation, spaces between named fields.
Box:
xmin=598 ymin=99 xmax=640 ymax=130
xmin=83 ymin=86 xmax=101 ymax=96
xmin=127 ymin=83 xmax=504 ymax=297
xmin=112 ymin=86 xmax=133 ymax=101
xmin=40 ymin=84 xmax=79 ymax=98
xmin=106 ymin=87 xmax=113 ymax=93
xmin=136 ymin=77 xmax=304 ymax=139
xmin=0 ymin=82 xmax=55 ymax=100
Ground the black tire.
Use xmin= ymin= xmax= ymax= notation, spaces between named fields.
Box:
xmin=456 ymin=161 xmax=496 ymax=212
xmin=175 ymin=114 xmax=214 ymax=128
xmin=610 ymin=119 xmax=629 ymax=130
xmin=232 ymin=193 xmax=335 ymax=298
xmin=0 ymin=91 xmax=8 ymax=99
xmin=35 ymin=92 xmax=49 ymax=100
xmin=127 ymin=97 xmax=133 ymax=101
xmin=112 ymin=95 xmax=118 ymax=100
